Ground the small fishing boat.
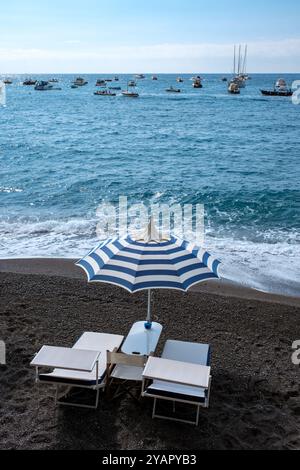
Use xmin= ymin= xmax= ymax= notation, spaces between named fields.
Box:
xmin=71 ymin=85 xmax=78 ymax=89
xmin=23 ymin=79 xmax=37 ymax=86
xmin=109 ymin=86 xmax=121 ymax=90
xmin=166 ymin=86 xmax=181 ymax=93
xmin=114 ymin=76 xmax=119 ymax=81
xmin=96 ymin=79 xmax=106 ymax=87
xmin=228 ymin=81 xmax=240 ymax=94
xmin=73 ymin=77 xmax=88 ymax=86
xmin=128 ymin=80 xmax=137 ymax=87
xmin=49 ymin=78 xmax=59 ymax=83
xmin=221 ymin=77 xmax=228 ymax=82
xmin=94 ymin=90 xmax=116 ymax=96
xmin=261 ymin=79 xmax=293 ymax=97
xmin=104 ymin=78 xmax=113 ymax=82
xmin=122 ymin=83 xmax=139 ymax=97
xmin=3 ymin=78 xmax=13 ymax=85
xmin=122 ymin=90 xmax=139 ymax=97
xmin=176 ymin=77 xmax=184 ymax=83
xmin=135 ymin=74 xmax=145 ymax=79
xmin=34 ymin=81 xmax=54 ymax=91
xmin=152 ymin=75 xmax=158 ymax=80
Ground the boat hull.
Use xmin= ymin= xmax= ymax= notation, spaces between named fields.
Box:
xmin=261 ymin=89 xmax=293 ymax=97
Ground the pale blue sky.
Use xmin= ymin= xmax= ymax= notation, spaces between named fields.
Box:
xmin=1 ymin=0 xmax=300 ymax=72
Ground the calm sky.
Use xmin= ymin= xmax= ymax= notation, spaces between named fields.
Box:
xmin=1 ymin=0 xmax=300 ymax=73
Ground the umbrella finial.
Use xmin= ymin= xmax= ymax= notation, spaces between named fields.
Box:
xmin=143 ymin=216 xmax=161 ymax=243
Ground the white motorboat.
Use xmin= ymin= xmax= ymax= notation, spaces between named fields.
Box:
xmin=73 ymin=77 xmax=88 ymax=86
xmin=34 ymin=81 xmax=54 ymax=91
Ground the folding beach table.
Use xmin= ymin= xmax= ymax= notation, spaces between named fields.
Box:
xmin=31 ymin=346 xmax=100 ymax=373
xmin=121 ymin=321 xmax=163 ymax=356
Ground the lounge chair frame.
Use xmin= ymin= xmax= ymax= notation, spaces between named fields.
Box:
xmin=142 ymin=376 xmax=212 ymax=426
xmin=35 ymin=361 xmax=102 ymax=410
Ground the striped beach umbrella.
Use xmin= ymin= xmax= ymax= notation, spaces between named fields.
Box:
xmin=77 ymin=219 xmax=221 ymax=328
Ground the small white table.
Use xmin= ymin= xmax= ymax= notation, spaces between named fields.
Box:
xmin=30 ymin=346 xmax=100 ymax=373
xmin=121 ymin=321 xmax=163 ymax=356
xmin=143 ymin=356 xmax=211 ymax=389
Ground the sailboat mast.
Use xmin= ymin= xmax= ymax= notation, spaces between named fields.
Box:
xmin=233 ymin=45 xmax=236 ymax=75
xmin=243 ymin=45 xmax=248 ymax=75
xmin=238 ymin=45 xmax=242 ymax=75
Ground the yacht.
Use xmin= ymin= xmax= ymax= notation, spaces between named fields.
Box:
xmin=261 ymin=79 xmax=293 ymax=97
xmin=23 ymin=78 xmax=37 ymax=86
xmin=193 ymin=77 xmax=203 ymax=88
xmin=96 ymin=79 xmax=106 ymax=87
xmin=73 ymin=77 xmax=88 ymax=86
xmin=34 ymin=81 xmax=54 ymax=91
xmin=135 ymin=74 xmax=145 ymax=79
xmin=228 ymin=80 xmax=240 ymax=94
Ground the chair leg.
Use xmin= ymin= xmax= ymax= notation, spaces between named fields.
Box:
xmin=152 ymin=398 xmax=157 ymax=419
xmin=196 ymin=405 xmax=200 ymax=426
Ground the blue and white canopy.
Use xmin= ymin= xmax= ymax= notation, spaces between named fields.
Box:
xmin=77 ymin=222 xmax=221 ymax=294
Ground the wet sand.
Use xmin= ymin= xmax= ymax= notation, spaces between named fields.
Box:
xmin=0 ymin=259 xmax=299 ymax=450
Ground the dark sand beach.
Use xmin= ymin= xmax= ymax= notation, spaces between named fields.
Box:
xmin=0 ymin=259 xmax=299 ymax=450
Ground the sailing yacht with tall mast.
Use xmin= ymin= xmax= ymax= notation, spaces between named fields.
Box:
xmin=228 ymin=44 xmax=248 ymax=93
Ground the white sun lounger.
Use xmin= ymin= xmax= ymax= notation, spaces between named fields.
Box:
xmin=31 ymin=332 xmax=124 ymax=409
xmin=142 ymin=340 xmax=212 ymax=425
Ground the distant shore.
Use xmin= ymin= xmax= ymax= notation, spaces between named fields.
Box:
xmin=0 ymin=258 xmax=299 ymax=307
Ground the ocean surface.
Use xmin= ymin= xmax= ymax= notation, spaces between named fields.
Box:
xmin=0 ymin=74 xmax=299 ymax=296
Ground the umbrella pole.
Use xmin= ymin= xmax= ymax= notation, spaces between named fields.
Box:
xmin=145 ymin=289 xmax=152 ymax=329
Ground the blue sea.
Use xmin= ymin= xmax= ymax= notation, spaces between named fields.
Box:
xmin=0 ymin=74 xmax=299 ymax=296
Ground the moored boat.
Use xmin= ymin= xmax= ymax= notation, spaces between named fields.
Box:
xmin=122 ymin=90 xmax=139 ymax=97
xmin=73 ymin=77 xmax=88 ymax=86
xmin=228 ymin=81 xmax=240 ymax=94
xmin=94 ymin=90 xmax=116 ymax=96
xmin=261 ymin=79 xmax=293 ymax=97
xmin=122 ymin=83 xmax=139 ymax=97
xmin=193 ymin=77 xmax=202 ymax=88
xmin=166 ymin=86 xmax=181 ymax=93
xmin=23 ymin=78 xmax=37 ymax=86
xmin=176 ymin=77 xmax=184 ymax=83
xmin=34 ymin=81 xmax=54 ymax=91
xmin=3 ymin=78 xmax=13 ymax=85
xmin=96 ymin=79 xmax=106 ymax=87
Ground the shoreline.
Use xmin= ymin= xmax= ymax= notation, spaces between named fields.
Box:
xmin=0 ymin=258 xmax=299 ymax=307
